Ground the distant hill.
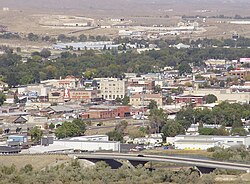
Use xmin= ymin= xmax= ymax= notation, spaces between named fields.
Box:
xmin=0 ymin=0 xmax=250 ymax=16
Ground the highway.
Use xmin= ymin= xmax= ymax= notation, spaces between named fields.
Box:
xmin=76 ymin=153 xmax=250 ymax=172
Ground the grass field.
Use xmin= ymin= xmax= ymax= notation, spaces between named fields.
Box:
xmin=0 ymin=155 xmax=70 ymax=170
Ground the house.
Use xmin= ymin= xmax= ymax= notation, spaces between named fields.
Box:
xmin=46 ymin=106 xmax=74 ymax=114
xmin=0 ymin=116 xmax=27 ymax=124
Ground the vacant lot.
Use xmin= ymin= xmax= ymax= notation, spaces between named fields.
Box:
xmin=0 ymin=155 xmax=70 ymax=170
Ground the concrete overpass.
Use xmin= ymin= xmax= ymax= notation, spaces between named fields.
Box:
xmin=75 ymin=153 xmax=250 ymax=173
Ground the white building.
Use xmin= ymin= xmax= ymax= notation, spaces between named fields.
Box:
xmin=53 ymin=139 xmax=120 ymax=152
xmin=26 ymin=135 xmax=120 ymax=153
xmin=170 ymin=135 xmax=250 ymax=150
xmin=53 ymin=42 xmax=120 ymax=51
xmin=133 ymin=134 xmax=163 ymax=145
xmin=98 ymin=78 xmax=127 ymax=100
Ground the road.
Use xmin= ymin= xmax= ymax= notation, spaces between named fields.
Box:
xmin=76 ymin=153 xmax=250 ymax=172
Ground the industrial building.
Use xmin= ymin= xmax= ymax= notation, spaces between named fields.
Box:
xmin=25 ymin=135 xmax=120 ymax=153
xmin=167 ymin=135 xmax=250 ymax=150
xmin=53 ymin=41 xmax=120 ymax=51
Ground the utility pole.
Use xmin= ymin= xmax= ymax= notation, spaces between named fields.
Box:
xmin=142 ymin=87 xmax=145 ymax=127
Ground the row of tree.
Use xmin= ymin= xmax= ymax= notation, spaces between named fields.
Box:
xmin=146 ymin=101 xmax=250 ymax=139
xmin=2 ymin=44 xmax=250 ymax=87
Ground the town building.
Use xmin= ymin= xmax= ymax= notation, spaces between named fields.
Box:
xmin=130 ymin=93 xmax=163 ymax=107
xmin=48 ymin=89 xmax=64 ymax=103
xmin=69 ymin=88 xmax=98 ymax=103
xmin=81 ymin=105 xmax=130 ymax=119
xmin=98 ymin=78 xmax=127 ymax=100
xmin=229 ymin=68 xmax=250 ymax=79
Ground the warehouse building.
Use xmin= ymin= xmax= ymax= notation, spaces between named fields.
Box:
xmin=167 ymin=135 xmax=250 ymax=150
xmin=24 ymin=135 xmax=120 ymax=153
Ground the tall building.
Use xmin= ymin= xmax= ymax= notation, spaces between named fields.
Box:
xmin=98 ymin=78 xmax=127 ymax=100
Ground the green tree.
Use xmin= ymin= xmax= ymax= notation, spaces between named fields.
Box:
xmin=31 ymin=55 xmax=42 ymax=62
xmin=148 ymin=100 xmax=158 ymax=110
xmin=231 ymin=127 xmax=248 ymax=136
xmin=115 ymin=120 xmax=128 ymax=133
xmin=149 ymin=108 xmax=168 ymax=133
xmin=176 ymin=107 xmax=195 ymax=130
xmin=122 ymin=95 xmax=130 ymax=105
xmin=166 ymin=96 xmax=173 ymax=105
xmin=153 ymin=85 xmax=162 ymax=93
xmin=199 ymin=127 xmax=216 ymax=135
xmin=178 ymin=62 xmax=192 ymax=76
xmin=29 ymin=127 xmax=43 ymax=143
xmin=161 ymin=120 xmax=185 ymax=137
xmin=106 ymin=130 xmax=123 ymax=141
xmin=205 ymin=94 xmax=218 ymax=104
xmin=55 ymin=119 xmax=86 ymax=139
xmin=0 ymin=92 xmax=6 ymax=106
xmin=49 ymin=123 xmax=55 ymax=130
xmin=79 ymin=34 xmax=87 ymax=42
xmin=72 ymin=119 xmax=86 ymax=134
xmin=19 ymin=74 xmax=34 ymax=85
xmin=40 ymin=48 xmax=51 ymax=58
xmin=27 ymin=33 xmax=39 ymax=41
xmin=21 ymin=164 xmax=33 ymax=173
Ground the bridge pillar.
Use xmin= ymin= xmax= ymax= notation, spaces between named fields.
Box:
xmin=196 ymin=166 xmax=216 ymax=174
xmin=84 ymin=158 xmax=123 ymax=169
xmin=128 ymin=160 xmax=148 ymax=167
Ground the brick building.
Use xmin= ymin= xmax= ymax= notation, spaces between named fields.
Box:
xmin=175 ymin=95 xmax=205 ymax=105
xmin=81 ymin=105 xmax=130 ymax=119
